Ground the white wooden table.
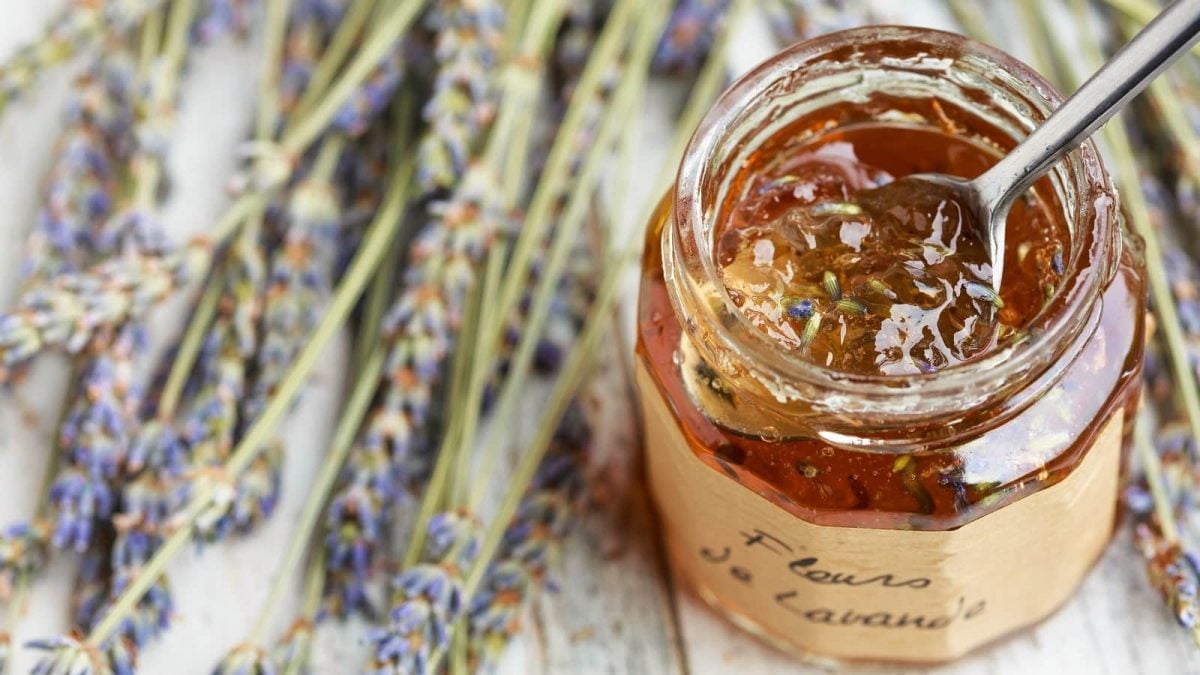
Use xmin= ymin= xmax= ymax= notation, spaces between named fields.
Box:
xmin=0 ymin=2 xmax=1196 ymax=673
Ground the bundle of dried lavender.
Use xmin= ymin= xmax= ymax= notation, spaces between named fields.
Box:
xmin=367 ymin=5 xmax=666 ymax=673
xmin=321 ymin=0 xmax=524 ymax=616
xmin=28 ymin=136 xmax=413 ymax=674
xmin=0 ymin=0 xmax=426 ymax=382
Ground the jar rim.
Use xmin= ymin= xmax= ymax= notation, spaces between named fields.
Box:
xmin=670 ymin=25 xmax=1118 ymax=404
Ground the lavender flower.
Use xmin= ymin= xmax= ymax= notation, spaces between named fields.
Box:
xmin=368 ymin=511 xmax=480 ymax=674
xmin=651 ymin=0 xmax=731 ymax=75
xmin=26 ymin=634 xmax=134 ymax=675
xmin=0 ymin=520 xmax=51 ymax=601
xmin=331 ymin=48 xmax=404 ymax=138
xmin=244 ymin=171 xmax=343 ymax=423
xmin=469 ymin=401 xmax=591 ymax=666
xmin=416 ymin=0 xmax=505 ymax=197
xmin=324 ymin=166 xmax=503 ymax=615
xmin=22 ymin=49 xmax=137 ymax=284
xmin=213 ymin=643 xmax=279 ymax=675
xmin=48 ymin=324 xmax=144 ymax=553
xmin=0 ymin=240 xmax=211 ymax=382
xmin=0 ymin=0 xmax=155 ymax=115
xmin=1135 ymin=524 xmax=1200 ymax=640
xmin=183 ymin=240 xmax=268 ymax=542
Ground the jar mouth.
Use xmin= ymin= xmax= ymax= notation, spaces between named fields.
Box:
xmin=670 ymin=26 xmax=1117 ymax=407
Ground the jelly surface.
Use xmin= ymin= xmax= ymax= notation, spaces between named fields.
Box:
xmin=716 ymin=123 xmax=1067 ymax=376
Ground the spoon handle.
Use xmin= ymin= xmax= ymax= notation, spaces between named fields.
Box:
xmin=977 ymin=0 xmax=1200 ymax=213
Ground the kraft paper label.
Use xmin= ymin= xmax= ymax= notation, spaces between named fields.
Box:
xmin=638 ymin=362 xmax=1122 ymax=663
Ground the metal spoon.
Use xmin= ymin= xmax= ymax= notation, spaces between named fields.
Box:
xmin=892 ymin=0 xmax=1200 ymax=289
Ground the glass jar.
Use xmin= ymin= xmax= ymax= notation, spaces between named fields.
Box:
xmin=636 ymin=27 xmax=1146 ymax=664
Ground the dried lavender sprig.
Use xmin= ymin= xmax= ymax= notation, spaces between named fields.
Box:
xmin=467 ymin=401 xmax=591 ymax=668
xmin=54 ymin=147 xmax=410 ymax=654
xmin=48 ymin=325 xmax=145 ymax=553
xmin=415 ymin=0 xmax=505 ymax=196
xmin=21 ymin=0 xmax=192 ymax=596
xmin=237 ymin=124 xmax=419 ymax=635
xmin=0 ymin=240 xmax=210 ymax=381
xmin=25 ymin=634 xmax=134 ymax=675
xmin=184 ymin=237 xmax=267 ymax=543
xmin=321 ymin=2 xmax=564 ymax=615
xmin=322 ymin=162 xmax=505 ymax=616
xmin=215 ymin=152 xmax=410 ymax=660
xmin=0 ymin=0 xmax=164 ymax=117
xmin=233 ymin=343 xmax=386 ymax=655
xmin=22 ymin=48 xmax=138 ymax=284
xmin=1131 ymin=415 xmax=1200 ymax=644
xmin=368 ymin=512 xmax=481 ymax=674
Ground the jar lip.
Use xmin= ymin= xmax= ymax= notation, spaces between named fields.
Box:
xmin=671 ymin=25 xmax=1116 ymax=398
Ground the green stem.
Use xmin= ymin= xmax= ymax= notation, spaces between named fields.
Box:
xmin=1135 ymin=413 xmax=1180 ymax=542
xmin=255 ymin=0 xmax=295 ymax=141
xmin=138 ymin=9 xmax=165 ymax=72
xmin=248 ymin=345 xmax=387 ymax=644
xmin=157 ymin=278 xmax=222 ymax=418
xmin=280 ymin=0 xmax=426 ymax=155
xmin=86 ymin=151 xmax=414 ymax=649
xmin=160 ymin=0 xmax=196 ymax=76
xmin=503 ymin=0 xmax=534 ymax=56
xmin=292 ymin=0 xmax=380 ymax=121
xmin=450 ymin=245 xmax=506 ymax=505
